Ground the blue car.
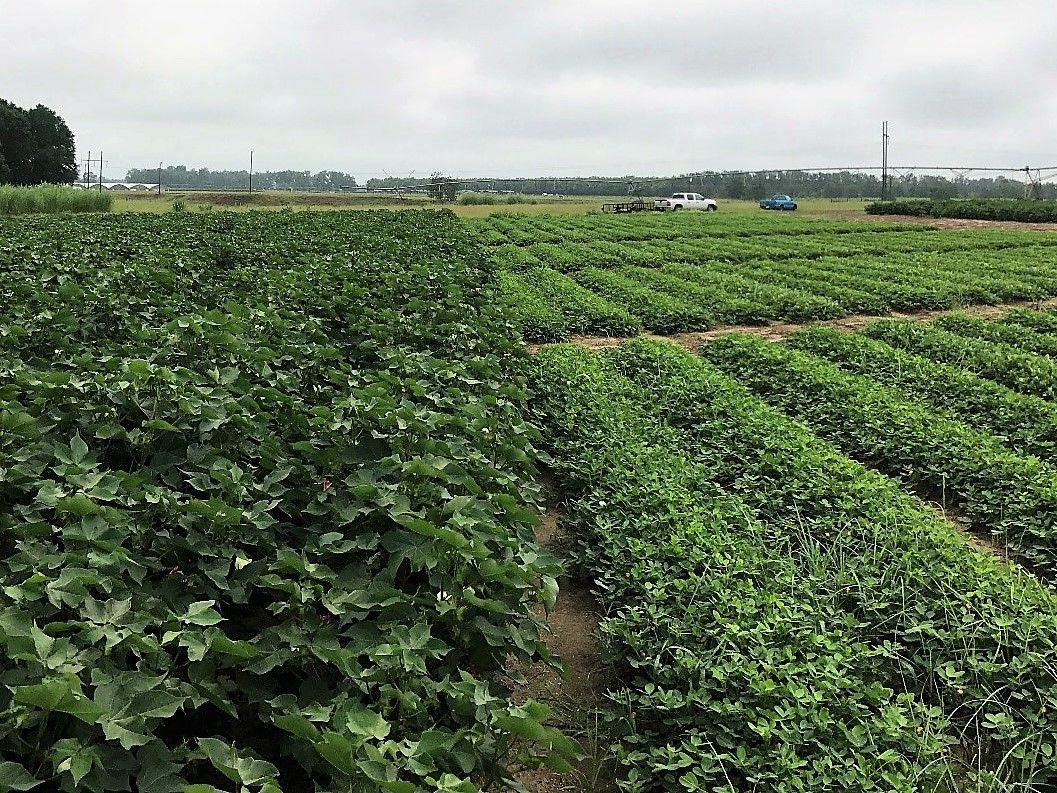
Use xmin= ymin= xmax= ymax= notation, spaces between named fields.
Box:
xmin=759 ymin=194 xmax=798 ymax=211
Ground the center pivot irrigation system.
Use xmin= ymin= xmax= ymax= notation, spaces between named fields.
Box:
xmin=371 ymin=123 xmax=1057 ymax=202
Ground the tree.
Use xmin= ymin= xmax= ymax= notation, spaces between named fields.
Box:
xmin=0 ymin=99 xmax=34 ymax=184
xmin=0 ymin=99 xmax=77 ymax=185
xmin=26 ymin=105 xmax=76 ymax=184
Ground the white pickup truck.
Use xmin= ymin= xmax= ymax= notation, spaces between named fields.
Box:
xmin=654 ymin=193 xmax=718 ymax=211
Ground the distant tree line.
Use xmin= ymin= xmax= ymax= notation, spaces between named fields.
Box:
xmin=128 ymin=166 xmax=1054 ymax=199
xmin=367 ymin=171 xmax=1056 ymax=200
xmin=0 ymin=99 xmax=77 ymax=185
xmin=126 ymin=166 xmax=358 ymax=191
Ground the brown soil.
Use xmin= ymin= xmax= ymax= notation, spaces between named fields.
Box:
xmin=870 ymin=214 xmax=1057 ymax=233
xmin=506 ymin=501 xmax=616 ymax=793
xmin=917 ymin=496 xmax=1012 ymax=561
xmin=532 ymin=296 xmax=1057 ymax=354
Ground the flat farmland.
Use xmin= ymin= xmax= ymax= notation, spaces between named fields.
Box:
xmin=474 ymin=211 xmax=1057 ymax=341
xmin=2 ymin=206 xmax=1056 ymax=792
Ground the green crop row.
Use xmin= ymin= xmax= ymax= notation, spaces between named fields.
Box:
xmin=613 ymin=339 xmax=1057 ymax=789
xmin=498 ymin=267 xmax=640 ymax=341
xmin=703 ymin=333 xmax=1057 ymax=575
xmin=504 ymin=247 xmax=1057 ymax=340
xmin=487 ymin=229 xmax=1057 ymax=275
xmin=534 ymin=338 xmax=1057 ymax=790
xmin=936 ymin=312 xmax=1057 ymax=358
xmin=0 ymin=211 xmax=572 ymax=792
xmin=866 ymin=319 xmax=1057 ymax=402
xmin=614 ymin=266 xmax=775 ymax=325
xmin=642 ymin=264 xmax=842 ymax=321
xmin=570 ymin=267 xmax=714 ymax=332
xmin=532 ymin=345 xmax=949 ymax=791
xmin=867 ymin=198 xmax=1057 ymax=223
xmin=1003 ymin=307 xmax=1057 ymax=335
xmin=469 ymin=211 xmax=920 ymax=246
xmin=786 ymin=325 xmax=1057 ymax=461
xmin=490 ymin=215 xmax=1057 ymax=339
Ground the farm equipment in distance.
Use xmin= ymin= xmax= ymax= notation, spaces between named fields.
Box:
xmin=603 ymin=193 xmax=719 ymax=213
xmin=601 ymin=199 xmax=656 ymax=213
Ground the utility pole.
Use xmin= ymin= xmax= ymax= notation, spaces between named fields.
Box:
xmin=880 ymin=121 xmax=889 ymax=201
xmin=98 ymin=152 xmax=103 ymax=193
xmin=249 ymin=150 xmax=254 ymax=195
xmin=84 ymin=150 xmax=91 ymax=187
xmin=157 ymin=162 xmax=162 ymax=197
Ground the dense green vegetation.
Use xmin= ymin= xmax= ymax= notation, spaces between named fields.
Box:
xmin=0 ymin=98 xmax=76 ymax=185
xmin=532 ymin=338 xmax=1057 ymax=791
xmin=866 ymin=198 xmax=1057 ymax=223
xmin=473 ymin=212 xmax=1057 ymax=340
xmin=0 ymin=184 xmax=113 ymax=215
xmin=785 ymin=324 xmax=1057 ymax=460
xmin=866 ymin=318 xmax=1057 ymax=402
xmin=704 ymin=333 xmax=1057 ymax=575
xmin=0 ymin=210 xmax=572 ymax=791
xmin=8 ymin=204 xmax=1057 ymax=792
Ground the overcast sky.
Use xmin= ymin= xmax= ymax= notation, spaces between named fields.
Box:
xmin=4 ymin=1 xmax=1057 ymax=180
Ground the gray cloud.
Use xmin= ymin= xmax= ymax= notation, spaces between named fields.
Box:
xmin=3 ymin=0 xmax=1057 ymax=178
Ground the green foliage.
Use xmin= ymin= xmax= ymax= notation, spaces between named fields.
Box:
xmin=866 ymin=318 xmax=1057 ymax=401
xmin=533 ymin=338 xmax=1057 ymax=790
xmin=935 ymin=312 xmax=1057 ymax=358
xmin=605 ymin=338 xmax=1057 ymax=789
xmin=499 ymin=267 xmax=639 ymax=342
xmin=477 ymin=211 xmax=1057 ymax=339
xmin=615 ymin=266 xmax=774 ymax=325
xmin=0 ymin=185 xmax=112 ymax=215
xmin=787 ymin=324 xmax=1057 ymax=460
xmin=0 ymin=210 xmax=569 ymax=791
xmin=663 ymin=263 xmax=842 ymax=320
xmin=0 ymin=99 xmax=76 ymax=185
xmin=530 ymin=345 xmax=951 ymax=792
xmin=867 ymin=198 xmax=1057 ymax=222
xmin=571 ymin=267 xmax=713 ymax=332
xmin=704 ymin=333 xmax=1057 ymax=575
xmin=1002 ymin=307 xmax=1057 ymax=335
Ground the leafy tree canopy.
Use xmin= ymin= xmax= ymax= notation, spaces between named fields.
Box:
xmin=0 ymin=98 xmax=76 ymax=185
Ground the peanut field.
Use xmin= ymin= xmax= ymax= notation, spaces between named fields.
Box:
xmin=2 ymin=208 xmax=1056 ymax=792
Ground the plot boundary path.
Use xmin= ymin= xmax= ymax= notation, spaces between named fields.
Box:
xmin=530 ymin=296 xmax=1057 ymax=353
xmin=507 ymin=498 xmax=617 ymax=793
xmin=527 ymin=297 xmax=1057 ymax=583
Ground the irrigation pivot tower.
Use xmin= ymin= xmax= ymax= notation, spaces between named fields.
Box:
xmin=881 ymin=121 xmax=890 ymax=201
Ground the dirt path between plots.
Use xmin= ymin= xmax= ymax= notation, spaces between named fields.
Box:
xmin=926 ymin=499 xmax=1012 ymax=562
xmin=868 ymin=215 xmax=1057 ymax=233
xmin=529 ymin=296 xmax=1057 ymax=354
xmin=506 ymin=502 xmax=617 ymax=793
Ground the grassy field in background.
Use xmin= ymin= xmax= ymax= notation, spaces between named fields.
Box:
xmin=110 ymin=191 xmax=874 ymax=219
xmin=112 ymin=191 xmax=604 ymax=217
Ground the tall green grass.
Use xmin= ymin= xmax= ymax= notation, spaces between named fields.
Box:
xmin=0 ymin=184 xmax=113 ymax=215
